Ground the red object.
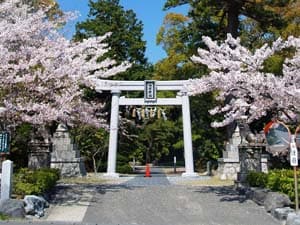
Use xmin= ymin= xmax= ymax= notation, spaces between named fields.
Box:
xmin=264 ymin=121 xmax=274 ymax=134
xmin=144 ymin=164 xmax=152 ymax=177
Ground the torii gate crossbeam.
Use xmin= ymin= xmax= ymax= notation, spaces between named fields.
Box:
xmin=94 ymin=80 xmax=198 ymax=177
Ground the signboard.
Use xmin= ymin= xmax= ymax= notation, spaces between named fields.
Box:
xmin=290 ymin=135 xmax=298 ymax=166
xmin=0 ymin=132 xmax=10 ymax=153
xmin=144 ymin=80 xmax=156 ymax=103
xmin=290 ymin=141 xmax=298 ymax=166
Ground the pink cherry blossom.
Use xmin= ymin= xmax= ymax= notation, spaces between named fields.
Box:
xmin=0 ymin=0 xmax=130 ymax=129
xmin=188 ymin=34 xmax=300 ymax=128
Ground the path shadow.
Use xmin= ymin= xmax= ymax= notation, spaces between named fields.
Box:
xmin=193 ymin=186 xmax=248 ymax=203
xmin=49 ymin=183 xmax=135 ymax=206
xmin=49 ymin=167 xmax=174 ymax=206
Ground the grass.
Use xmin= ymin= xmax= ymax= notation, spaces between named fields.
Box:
xmin=178 ymin=175 xmax=234 ymax=186
xmin=58 ymin=173 xmax=108 ymax=184
xmin=0 ymin=213 xmax=10 ymax=220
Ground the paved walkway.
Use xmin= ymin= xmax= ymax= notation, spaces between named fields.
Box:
xmin=0 ymin=172 xmax=282 ymax=225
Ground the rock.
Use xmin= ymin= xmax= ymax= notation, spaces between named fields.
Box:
xmin=272 ymin=207 xmax=294 ymax=220
xmin=286 ymin=212 xmax=300 ymax=225
xmin=264 ymin=192 xmax=292 ymax=212
xmin=24 ymin=195 xmax=49 ymax=217
xmin=249 ymin=188 xmax=269 ymax=206
xmin=236 ymin=185 xmax=249 ymax=195
xmin=0 ymin=199 xmax=25 ymax=218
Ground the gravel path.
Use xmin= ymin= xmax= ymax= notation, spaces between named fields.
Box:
xmin=82 ymin=174 xmax=281 ymax=225
xmin=0 ymin=172 xmax=282 ymax=225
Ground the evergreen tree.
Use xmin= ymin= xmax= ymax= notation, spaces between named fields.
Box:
xmin=164 ymin=0 xmax=289 ymax=39
xmin=74 ymin=0 xmax=148 ymax=81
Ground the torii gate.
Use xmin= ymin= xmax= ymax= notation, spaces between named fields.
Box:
xmin=94 ymin=80 xmax=198 ymax=177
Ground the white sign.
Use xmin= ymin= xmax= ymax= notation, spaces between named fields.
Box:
xmin=290 ymin=135 xmax=298 ymax=166
xmin=144 ymin=80 xmax=156 ymax=103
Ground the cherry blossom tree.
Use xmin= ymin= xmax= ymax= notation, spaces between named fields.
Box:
xmin=187 ymin=34 xmax=300 ymax=128
xmin=0 ymin=0 xmax=130 ymax=132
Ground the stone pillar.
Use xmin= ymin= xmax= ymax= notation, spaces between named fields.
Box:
xmin=181 ymin=91 xmax=198 ymax=177
xmin=1 ymin=160 xmax=13 ymax=200
xmin=217 ymin=126 xmax=241 ymax=180
xmin=105 ymin=89 xmax=120 ymax=178
xmin=28 ymin=140 xmax=51 ymax=169
xmin=261 ymin=154 xmax=269 ymax=173
xmin=50 ymin=124 xmax=86 ymax=177
xmin=237 ymin=145 xmax=262 ymax=183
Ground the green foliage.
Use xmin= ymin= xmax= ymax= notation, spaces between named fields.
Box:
xmin=246 ymin=171 xmax=268 ymax=187
xmin=74 ymin=0 xmax=146 ymax=66
xmin=194 ymin=139 xmax=221 ymax=171
xmin=74 ymin=0 xmax=151 ymax=82
xmin=0 ymin=213 xmax=9 ymax=220
xmin=117 ymin=164 xmax=133 ymax=174
xmin=13 ymin=168 xmax=60 ymax=197
xmin=190 ymin=94 xmax=226 ymax=171
xmin=9 ymin=123 xmax=33 ymax=168
xmin=136 ymin=118 xmax=181 ymax=163
xmin=246 ymin=169 xmax=300 ymax=201
xmin=164 ymin=0 xmax=289 ymax=39
xmin=266 ymin=169 xmax=298 ymax=200
xmin=72 ymin=125 xmax=109 ymax=173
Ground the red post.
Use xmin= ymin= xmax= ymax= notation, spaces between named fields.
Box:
xmin=144 ymin=164 xmax=152 ymax=177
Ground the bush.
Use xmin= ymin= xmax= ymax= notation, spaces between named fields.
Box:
xmin=266 ymin=169 xmax=298 ymax=200
xmin=246 ymin=171 xmax=268 ymax=187
xmin=117 ymin=164 xmax=133 ymax=174
xmin=246 ymin=169 xmax=300 ymax=201
xmin=13 ymin=168 xmax=60 ymax=197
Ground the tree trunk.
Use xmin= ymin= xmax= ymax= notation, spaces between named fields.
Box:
xmin=227 ymin=0 xmax=241 ymax=38
xmin=92 ymin=149 xmax=101 ymax=174
xmin=146 ymin=140 xmax=152 ymax=164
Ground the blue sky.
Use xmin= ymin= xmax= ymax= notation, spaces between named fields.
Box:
xmin=56 ymin=0 xmax=189 ymax=63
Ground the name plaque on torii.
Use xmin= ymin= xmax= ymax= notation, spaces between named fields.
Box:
xmin=93 ymin=79 xmax=198 ymax=178
xmin=144 ymin=80 xmax=157 ymax=103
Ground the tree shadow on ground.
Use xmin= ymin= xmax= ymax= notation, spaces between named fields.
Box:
xmin=193 ymin=186 xmax=248 ymax=203
xmin=49 ymin=183 xmax=136 ymax=206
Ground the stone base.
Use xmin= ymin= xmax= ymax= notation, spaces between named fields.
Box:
xmin=217 ymin=158 xmax=240 ymax=180
xmin=237 ymin=172 xmax=248 ymax=183
xmin=103 ymin=172 xmax=119 ymax=178
xmin=182 ymin=172 xmax=199 ymax=177
xmin=28 ymin=152 xmax=50 ymax=169
xmin=51 ymin=160 xmax=86 ymax=178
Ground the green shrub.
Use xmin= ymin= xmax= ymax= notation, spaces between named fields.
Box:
xmin=117 ymin=164 xmax=133 ymax=174
xmin=266 ymin=169 xmax=298 ymax=200
xmin=0 ymin=213 xmax=9 ymax=220
xmin=13 ymin=168 xmax=60 ymax=197
xmin=246 ymin=171 xmax=268 ymax=187
xmin=246 ymin=169 xmax=300 ymax=201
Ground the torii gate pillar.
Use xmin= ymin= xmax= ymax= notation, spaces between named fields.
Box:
xmin=181 ymin=91 xmax=198 ymax=177
xmin=104 ymin=89 xmax=120 ymax=178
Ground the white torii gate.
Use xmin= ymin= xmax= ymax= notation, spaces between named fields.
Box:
xmin=94 ymin=80 xmax=198 ymax=177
